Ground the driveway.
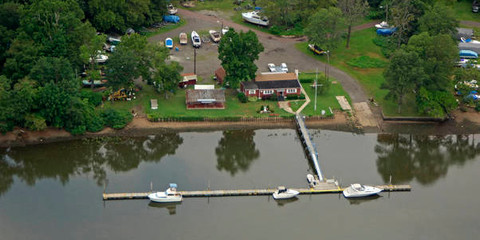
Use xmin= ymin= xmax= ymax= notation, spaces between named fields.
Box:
xmin=149 ymin=9 xmax=369 ymax=103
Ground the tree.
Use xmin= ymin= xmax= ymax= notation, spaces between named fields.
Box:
xmin=80 ymin=32 xmax=107 ymax=89
xmin=416 ymin=87 xmax=457 ymax=118
xmin=406 ymin=33 xmax=457 ymax=92
xmin=106 ymin=47 xmax=138 ymax=90
xmin=304 ymin=7 xmax=344 ymax=51
xmin=390 ymin=0 xmax=415 ymax=47
xmin=152 ymin=62 xmax=183 ymax=98
xmin=338 ymin=0 xmax=369 ymax=48
xmin=418 ymin=3 xmax=458 ymax=39
xmin=383 ymin=49 xmax=425 ymax=113
xmin=218 ymin=29 xmax=264 ymax=88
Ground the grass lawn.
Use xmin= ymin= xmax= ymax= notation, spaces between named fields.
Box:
xmin=289 ymin=73 xmax=351 ymax=116
xmin=451 ymin=0 xmax=480 ymax=22
xmin=104 ymin=84 xmax=293 ymax=119
xmin=142 ymin=19 xmax=187 ymax=38
xmin=177 ymin=0 xmax=237 ymax=11
xmin=295 ymin=28 xmax=421 ymax=116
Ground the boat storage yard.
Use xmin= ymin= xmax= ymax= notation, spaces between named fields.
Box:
xmin=103 ymin=115 xmax=411 ymax=201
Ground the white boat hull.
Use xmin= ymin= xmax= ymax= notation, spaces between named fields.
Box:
xmin=343 ymin=184 xmax=383 ymax=198
xmin=148 ymin=192 xmax=183 ymax=203
xmin=242 ymin=12 xmax=269 ymax=26
xmin=191 ymin=31 xmax=201 ymax=48
xmin=273 ymin=189 xmax=299 ymax=200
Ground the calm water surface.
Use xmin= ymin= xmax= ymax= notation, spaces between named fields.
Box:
xmin=0 ymin=129 xmax=479 ymax=239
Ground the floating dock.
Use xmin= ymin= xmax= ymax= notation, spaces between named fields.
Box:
xmin=295 ymin=114 xmax=323 ymax=181
xmin=103 ymin=184 xmax=411 ymax=200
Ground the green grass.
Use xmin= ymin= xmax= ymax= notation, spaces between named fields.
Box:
xmin=347 ymin=56 xmax=387 ymax=68
xmin=105 ymin=83 xmax=294 ymax=119
xmin=451 ymin=0 xmax=480 ymax=22
xmin=295 ymin=28 xmax=419 ymax=116
xmin=177 ymin=0 xmax=238 ymax=11
xmin=142 ymin=19 xmax=187 ymax=38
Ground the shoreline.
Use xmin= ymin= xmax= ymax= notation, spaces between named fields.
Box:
xmin=2 ymin=110 xmax=480 ymax=148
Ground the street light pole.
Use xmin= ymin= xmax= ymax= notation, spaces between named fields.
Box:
xmin=194 ymin=48 xmax=197 ymax=74
xmin=314 ymin=68 xmax=318 ymax=111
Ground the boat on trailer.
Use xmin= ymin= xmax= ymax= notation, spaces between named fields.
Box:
xmin=191 ymin=31 xmax=201 ymax=48
xmin=209 ymin=30 xmax=221 ymax=43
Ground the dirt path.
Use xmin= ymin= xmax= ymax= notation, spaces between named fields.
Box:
xmin=460 ymin=20 xmax=480 ymax=28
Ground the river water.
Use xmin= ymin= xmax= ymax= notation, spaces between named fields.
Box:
xmin=0 ymin=129 xmax=479 ymax=239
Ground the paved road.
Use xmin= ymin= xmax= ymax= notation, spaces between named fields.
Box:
xmin=149 ymin=9 xmax=369 ymax=103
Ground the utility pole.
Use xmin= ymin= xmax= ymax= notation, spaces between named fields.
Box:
xmin=314 ymin=68 xmax=318 ymax=111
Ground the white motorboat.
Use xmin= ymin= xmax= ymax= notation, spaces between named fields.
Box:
xmin=241 ymin=11 xmax=269 ymax=26
xmin=209 ymin=30 xmax=221 ymax=43
xmin=281 ymin=63 xmax=288 ymax=72
xmin=90 ymin=51 xmax=108 ymax=63
xmin=191 ymin=31 xmax=201 ymax=48
xmin=375 ymin=21 xmax=390 ymax=29
xmin=179 ymin=32 xmax=187 ymax=45
xmin=343 ymin=183 xmax=383 ymax=198
xmin=272 ymin=186 xmax=299 ymax=200
xmin=461 ymin=37 xmax=480 ymax=44
xmin=167 ymin=4 xmax=178 ymax=15
xmin=148 ymin=183 xmax=183 ymax=203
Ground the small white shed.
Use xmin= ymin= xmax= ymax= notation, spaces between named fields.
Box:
xmin=150 ymin=99 xmax=158 ymax=110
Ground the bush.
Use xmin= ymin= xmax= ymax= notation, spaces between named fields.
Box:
xmin=476 ymin=102 xmax=480 ymax=112
xmin=101 ymin=108 xmax=133 ymax=129
xmin=268 ymin=94 xmax=278 ymax=101
xmin=237 ymin=92 xmax=247 ymax=103
xmin=69 ymin=125 xmax=86 ymax=136
xmin=24 ymin=114 xmax=47 ymax=131
xmin=372 ymin=36 xmax=396 ymax=58
xmin=86 ymin=111 xmax=104 ymax=132
xmin=80 ymin=90 xmax=103 ymax=107
xmin=0 ymin=121 xmax=14 ymax=134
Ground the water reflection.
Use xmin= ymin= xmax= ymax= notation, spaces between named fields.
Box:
xmin=215 ymin=130 xmax=260 ymax=176
xmin=375 ymin=134 xmax=480 ymax=185
xmin=148 ymin=202 xmax=181 ymax=215
xmin=346 ymin=195 xmax=381 ymax=205
xmin=275 ymin=197 xmax=299 ymax=207
xmin=0 ymin=132 xmax=183 ymax=196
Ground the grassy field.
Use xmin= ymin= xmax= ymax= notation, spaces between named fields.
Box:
xmin=289 ymin=73 xmax=351 ymax=116
xmin=452 ymin=0 xmax=480 ymax=22
xmin=295 ymin=28 xmax=421 ymax=116
xmin=142 ymin=19 xmax=187 ymax=38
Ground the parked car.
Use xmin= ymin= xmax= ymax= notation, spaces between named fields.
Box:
xmin=268 ymin=63 xmax=276 ymax=72
xmin=474 ymin=0 xmax=480 ymax=13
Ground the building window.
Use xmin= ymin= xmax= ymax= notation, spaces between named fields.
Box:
xmin=286 ymin=88 xmax=297 ymax=94
xmin=248 ymin=90 xmax=256 ymax=95
xmin=263 ymin=90 xmax=274 ymax=94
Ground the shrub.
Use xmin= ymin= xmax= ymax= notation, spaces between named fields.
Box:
xmin=86 ymin=111 xmax=104 ymax=132
xmin=237 ymin=92 xmax=247 ymax=103
xmin=0 ymin=121 xmax=14 ymax=134
xmin=476 ymin=102 xmax=480 ymax=112
xmin=24 ymin=114 xmax=47 ymax=131
xmin=80 ymin=90 xmax=103 ymax=106
xmin=268 ymin=94 xmax=278 ymax=101
xmin=372 ymin=36 xmax=396 ymax=58
xmin=69 ymin=125 xmax=86 ymax=136
xmin=101 ymin=108 xmax=133 ymax=129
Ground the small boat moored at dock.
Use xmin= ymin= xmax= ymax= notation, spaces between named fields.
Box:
xmin=343 ymin=183 xmax=383 ymax=198
xmin=272 ymin=186 xmax=299 ymax=200
xmin=148 ymin=183 xmax=183 ymax=203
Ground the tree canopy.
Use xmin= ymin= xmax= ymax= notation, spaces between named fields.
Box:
xmin=304 ymin=7 xmax=344 ymax=51
xmin=218 ymin=29 xmax=264 ymax=89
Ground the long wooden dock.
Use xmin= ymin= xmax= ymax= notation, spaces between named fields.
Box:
xmin=103 ymin=184 xmax=411 ymax=200
xmin=295 ymin=114 xmax=323 ymax=181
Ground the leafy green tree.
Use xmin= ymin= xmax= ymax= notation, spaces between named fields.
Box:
xmin=338 ymin=0 xmax=369 ymax=49
xmin=383 ymin=49 xmax=426 ymax=113
xmin=418 ymin=3 xmax=458 ymax=39
xmin=3 ymin=36 xmax=41 ymax=82
xmin=416 ymin=87 xmax=457 ymax=118
xmin=106 ymin=48 xmax=138 ymax=90
xmin=80 ymin=33 xmax=107 ymax=89
xmin=218 ymin=29 xmax=264 ymax=88
xmin=153 ymin=62 xmax=183 ymax=98
xmin=304 ymin=7 xmax=344 ymax=51
xmin=406 ymin=33 xmax=457 ymax=92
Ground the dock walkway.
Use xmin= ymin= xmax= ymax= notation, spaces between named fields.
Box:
xmin=103 ymin=184 xmax=411 ymax=200
xmin=295 ymin=114 xmax=323 ymax=181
